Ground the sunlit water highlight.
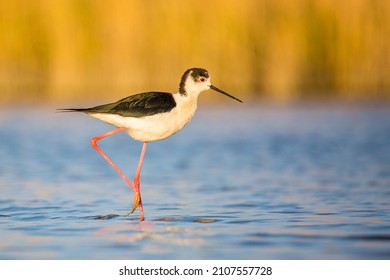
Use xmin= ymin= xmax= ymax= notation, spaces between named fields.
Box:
xmin=0 ymin=105 xmax=389 ymax=259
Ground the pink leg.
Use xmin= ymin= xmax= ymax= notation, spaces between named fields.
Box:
xmin=91 ymin=128 xmax=148 ymax=221
xmin=90 ymin=127 xmax=136 ymax=193
xmin=127 ymin=142 xmax=148 ymax=221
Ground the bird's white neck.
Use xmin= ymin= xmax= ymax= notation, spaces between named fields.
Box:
xmin=173 ymin=91 xmax=199 ymax=125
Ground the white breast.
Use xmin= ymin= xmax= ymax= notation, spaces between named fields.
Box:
xmin=89 ymin=93 xmax=199 ymax=142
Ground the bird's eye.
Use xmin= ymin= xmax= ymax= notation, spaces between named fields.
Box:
xmin=199 ymin=77 xmax=206 ymax=82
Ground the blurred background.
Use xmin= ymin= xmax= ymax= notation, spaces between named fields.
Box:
xmin=1 ymin=0 xmax=390 ymax=260
xmin=0 ymin=0 xmax=389 ymax=105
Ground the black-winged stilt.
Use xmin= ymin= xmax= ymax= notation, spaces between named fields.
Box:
xmin=60 ymin=68 xmax=242 ymax=221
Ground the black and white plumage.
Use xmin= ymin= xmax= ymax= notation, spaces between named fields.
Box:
xmin=63 ymin=68 xmax=242 ymax=142
xmin=60 ymin=68 xmax=242 ymax=221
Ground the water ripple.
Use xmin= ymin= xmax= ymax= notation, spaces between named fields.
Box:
xmin=0 ymin=106 xmax=389 ymax=259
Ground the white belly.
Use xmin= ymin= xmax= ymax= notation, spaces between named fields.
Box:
xmin=89 ymin=95 xmax=198 ymax=142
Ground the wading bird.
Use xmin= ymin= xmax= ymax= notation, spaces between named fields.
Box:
xmin=60 ymin=68 xmax=242 ymax=221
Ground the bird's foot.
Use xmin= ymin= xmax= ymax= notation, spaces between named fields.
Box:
xmin=125 ymin=191 xmax=141 ymax=216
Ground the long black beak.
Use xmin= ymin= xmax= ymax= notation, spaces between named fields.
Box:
xmin=210 ymin=85 xmax=243 ymax=103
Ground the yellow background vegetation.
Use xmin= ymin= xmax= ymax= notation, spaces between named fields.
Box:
xmin=0 ymin=0 xmax=389 ymax=104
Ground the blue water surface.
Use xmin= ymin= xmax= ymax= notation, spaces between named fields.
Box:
xmin=0 ymin=104 xmax=389 ymax=259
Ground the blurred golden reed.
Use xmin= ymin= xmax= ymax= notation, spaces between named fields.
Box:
xmin=0 ymin=0 xmax=389 ymax=104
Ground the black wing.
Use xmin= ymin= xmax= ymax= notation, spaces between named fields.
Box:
xmin=61 ymin=92 xmax=177 ymax=118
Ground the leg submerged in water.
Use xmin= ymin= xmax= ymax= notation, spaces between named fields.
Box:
xmin=90 ymin=127 xmax=147 ymax=220
xmin=127 ymin=142 xmax=148 ymax=221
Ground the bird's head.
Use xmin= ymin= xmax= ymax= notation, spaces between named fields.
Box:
xmin=179 ymin=68 xmax=243 ymax=103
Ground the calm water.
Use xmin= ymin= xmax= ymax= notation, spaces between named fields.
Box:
xmin=0 ymin=104 xmax=389 ymax=259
